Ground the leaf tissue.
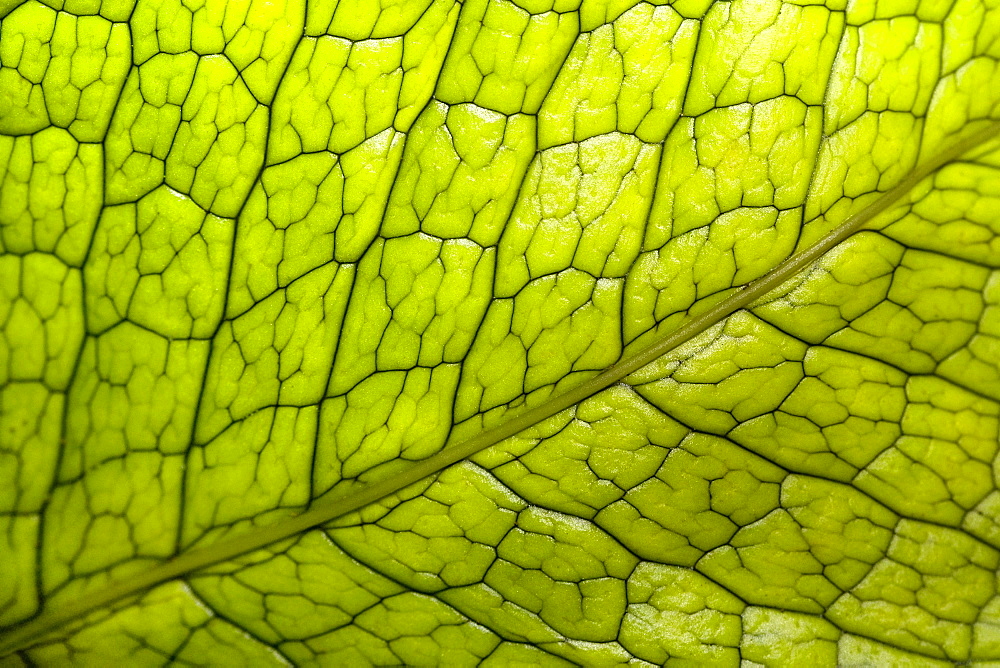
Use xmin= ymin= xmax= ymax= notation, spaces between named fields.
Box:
xmin=1 ymin=0 xmax=1000 ymax=664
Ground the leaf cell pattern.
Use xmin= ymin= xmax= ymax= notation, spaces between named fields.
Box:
xmin=1 ymin=0 xmax=1000 ymax=664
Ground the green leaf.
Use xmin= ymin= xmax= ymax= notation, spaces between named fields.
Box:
xmin=2 ymin=0 xmax=1000 ymax=664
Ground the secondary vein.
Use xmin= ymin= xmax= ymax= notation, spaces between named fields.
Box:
xmin=2 ymin=119 xmax=998 ymax=659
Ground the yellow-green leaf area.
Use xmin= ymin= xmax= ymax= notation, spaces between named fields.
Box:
xmin=0 ymin=127 xmax=102 ymax=265
xmin=2 ymin=0 xmax=1000 ymax=663
xmin=740 ymin=606 xmax=840 ymax=666
xmin=732 ymin=345 xmax=907 ymax=480
xmin=85 ymin=187 xmax=234 ymax=339
xmin=620 ymin=563 xmax=744 ymax=665
xmin=104 ymin=53 xmax=199 ymax=204
xmin=537 ymin=3 xmax=698 ymax=146
xmin=491 ymin=384 xmax=683 ymax=521
xmin=0 ymin=2 xmax=56 ymax=135
xmin=436 ymin=0 xmax=578 ymax=115
xmin=827 ymin=519 xmax=1000 ymax=661
xmin=856 ymin=375 xmax=999 ymax=526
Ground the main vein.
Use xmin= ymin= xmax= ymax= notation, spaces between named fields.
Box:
xmin=2 ymin=120 xmax=998 ymax=657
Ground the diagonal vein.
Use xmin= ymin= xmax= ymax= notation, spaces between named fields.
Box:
xmin=1 ymin=119 xmax=998 ymax=659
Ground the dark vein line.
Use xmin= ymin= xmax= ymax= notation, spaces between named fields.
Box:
xmin=1 ymin=118 xmax=998 ymax=659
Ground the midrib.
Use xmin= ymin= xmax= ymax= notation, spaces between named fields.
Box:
xmin=1 ymin=119 xmax=998 ymax=658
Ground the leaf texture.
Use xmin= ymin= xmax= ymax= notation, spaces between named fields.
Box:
xmin=1 ymin=0 xmax=1000 ymax=664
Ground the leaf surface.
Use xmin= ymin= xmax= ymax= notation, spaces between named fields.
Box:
xmin=1 ymin=0 xmax=1000 ymax=664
